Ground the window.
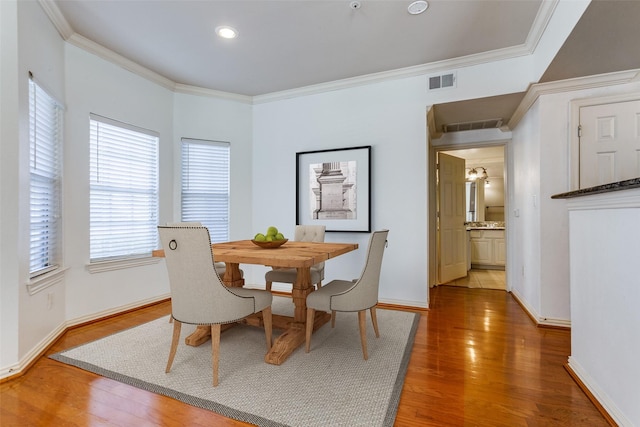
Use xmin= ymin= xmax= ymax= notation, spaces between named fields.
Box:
xmin=29 ymin=76 xmax=62 ymax=278
xmin=181 ymin=139 xmax=230 ymax=242
xmin=89 ymin=114 xmax=159 ymax=263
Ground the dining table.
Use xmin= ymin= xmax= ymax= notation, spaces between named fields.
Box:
xmin=153 ymin=239 xmax=358 ymax=365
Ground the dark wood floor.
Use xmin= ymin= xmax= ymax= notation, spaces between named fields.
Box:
xmin=1 ymin=286 xmax=609 ymax=426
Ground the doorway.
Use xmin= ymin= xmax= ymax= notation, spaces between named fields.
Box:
xmin=431 ymin=144 xmax=508 ymax=289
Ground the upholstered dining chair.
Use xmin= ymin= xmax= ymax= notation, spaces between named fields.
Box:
xmin=305 ymin=229 xmax=389 ymax=360
xmin=265 ymin=225 xmax=326 ymax=291
xmin=166 ymin=222 xmax=240 ymax=278
xmin=158 ymin=225 xmax=273 ymax=387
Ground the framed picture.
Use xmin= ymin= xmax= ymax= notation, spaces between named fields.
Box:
xmin=296 ymin=146 xmax=371 ymax=232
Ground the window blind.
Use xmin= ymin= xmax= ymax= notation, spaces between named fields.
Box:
xmin=89 ymin=114 xmax=159 ymax=262
xmin=29 ymin=77 xmax=62 ymax=277
xmin=181 ymin=139 xmax=230 ymax=243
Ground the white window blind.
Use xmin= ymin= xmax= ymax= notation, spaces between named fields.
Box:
xmin=89 ymin=114 xmax=159 ymax=262
xmin=181 ymin=139 xmax=230 ymax=243
xmin=29 ymin=77 xmax=63 ymax=277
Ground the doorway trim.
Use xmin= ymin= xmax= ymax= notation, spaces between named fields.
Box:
xmin=429 ymin=136 xmax=511 ymax=289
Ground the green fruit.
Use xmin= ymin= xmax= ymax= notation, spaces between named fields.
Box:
xmin=275 ymin=233 xmax=285 ymax=241
xmin=266 ymin=226 xmax=278 ymax=236
xmin=265 ymin=235 xmax=274 ymax=242
xmin=254 ymin=233 xmax=266 ymax=241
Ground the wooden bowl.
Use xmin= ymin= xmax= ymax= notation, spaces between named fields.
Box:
xmin=251 ymin=238 xmax=288 ymax=249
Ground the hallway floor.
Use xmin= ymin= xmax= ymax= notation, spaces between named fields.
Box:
xmin=445 ymin=268 xmax=506 ymax=290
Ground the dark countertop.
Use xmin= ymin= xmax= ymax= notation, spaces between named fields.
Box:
xmin=551 ymin=177 xmax=640 ymax=199
xmin=465 ymin=221 xmax=505 ymax=231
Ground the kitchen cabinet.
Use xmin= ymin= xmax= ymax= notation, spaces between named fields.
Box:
xmin=470 ymin=229 xmax=505 ymax=268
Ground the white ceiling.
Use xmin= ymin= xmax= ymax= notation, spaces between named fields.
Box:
xmin=441 ymin=146 xmax=505 ymax=180
xmin=51 ymin=0 xmax=544 ymax=96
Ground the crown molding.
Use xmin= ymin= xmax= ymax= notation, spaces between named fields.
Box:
xmin=67 ymin=33 xmax=176 ymax=91
xmin=508 ymin=69 xmax=640 ymax=130
xmin=40 ymin=0 xmax=563 ymax=105
xmin=253 ymin=1 xmax=558 ymax=104
xmin=174 ymin=84 xmax=253 ymax=104
xmin=254 ymin=44 xmax=534 ymax=104
xmin=524 ymin=0 xmax=559 ymax=54
xmin=38 ymin=0 xmax=73 ymax=39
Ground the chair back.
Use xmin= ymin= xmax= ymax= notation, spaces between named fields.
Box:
xmin=158 ymin=225 xmax=255 ymax=324
xmin=294 ymin=225 xmax=326 ymax=269
xmin=330 ymin=230 xmax=389 ymax=312
xmin=294 ymin=225 xmax=325 ymax=242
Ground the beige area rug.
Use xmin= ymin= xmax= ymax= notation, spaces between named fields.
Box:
xmin=50 ymin=297 xmax=419 ymax=427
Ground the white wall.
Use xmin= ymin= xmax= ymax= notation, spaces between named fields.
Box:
xmin=172 ymin=93 xmax=253 ymax=241
xmin=567 ymin=190 xmax=640 ymax=427
xmin=510 ymin=78 xmax=640 ymax=324
xmin=63 ymin=44 xmax=175 ymax=321
xmin=0 ymin=0 xmax=21 ymax=371
xmin=510 ymin=100 xmax=542 ymax=316
xmin=252 ymin=77 xmax=430 ymax=306
xmin=2 ymin=0 xmax=68 ymax=367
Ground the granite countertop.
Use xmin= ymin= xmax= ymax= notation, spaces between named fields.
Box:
xmin=465 ymin=221 xmax=505 ymax=230
xmin=551 ymin=177 xmax=640 ymax=199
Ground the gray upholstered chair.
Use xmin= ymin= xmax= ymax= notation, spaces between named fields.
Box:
xmin=158 ymin=225 xmax=273 ymax=386
xmin=265 ymin=225 xmax=326 ymax=291
xmin=166 ymin=222 xmax=238 ymax=278
xmin=305 ymin=229 xmax=389 ymax=360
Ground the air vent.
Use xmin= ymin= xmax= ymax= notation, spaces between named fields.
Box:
xmin=443 ymin=118 xmax=503 ymax=133
xmin=428 ymin=72 xmax=456 ymax=90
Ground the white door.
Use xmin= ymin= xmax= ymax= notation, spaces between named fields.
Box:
xmin=438 ymin=153 xmax=468 ymax=284
xmin=579 ymin=99 xmax=640 ymax=188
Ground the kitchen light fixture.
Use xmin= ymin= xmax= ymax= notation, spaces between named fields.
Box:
xmin=408 ymin=0 xmax=428 ymax=15
xmin=216 ymin=26 xmax=238 ymax=39
xmin=485 ymin=180 xmax=491 ymax=187
xmin=467 ymin=167 xmax=488 ymax=181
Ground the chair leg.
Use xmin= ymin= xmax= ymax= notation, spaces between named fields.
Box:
xmin=305 ymin=308 xmax=315 ymax=353
xmin=266 ymin=281 xmax=272 ymax=291
xmin=370 ymin=307 xmax=380 ymax=338
xmin=358 ymin=310 xmax=368 ymax=360
xmin=166 ymin=320 xmax=182 ymax=373
xmin=211 ymin=324 xmax=221 ymax=387
xmin=331 ymin=310 xmax=336 ymax=328
xmin=262 ymin=306 xmax=273 ymax=350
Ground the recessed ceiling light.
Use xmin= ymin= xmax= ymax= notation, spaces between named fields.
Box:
xmin=216 ymin=26 xmax=238 ymax=39
xmin=408 ymin=0 xmax=428 ymax=15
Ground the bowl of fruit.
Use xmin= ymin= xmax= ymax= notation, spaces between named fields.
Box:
xmin=252 ymin=226 xmax=288 ymax=248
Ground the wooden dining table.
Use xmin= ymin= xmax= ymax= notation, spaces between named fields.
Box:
xmin=153 ymin=239 xmax=358 ymax=365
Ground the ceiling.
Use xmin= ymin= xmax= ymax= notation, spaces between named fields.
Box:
xmin=441 ymin=146 xmax=505 ymax=180
xmin=52 ymin=0 xmax=543 ymax=96
xmin=47 ymin=0 xmax=640 ymax=129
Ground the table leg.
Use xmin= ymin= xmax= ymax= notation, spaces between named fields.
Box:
xmin=264 ymin=267 xmax=330 ymax=365
xmin=222 ymin=262 xmax=244 ymax=287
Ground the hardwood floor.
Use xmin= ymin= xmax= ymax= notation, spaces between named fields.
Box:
xmin=1 ymin=287 xmax=609 ymax=426
xmin=445 ymin=269 xmax=507 ymax=290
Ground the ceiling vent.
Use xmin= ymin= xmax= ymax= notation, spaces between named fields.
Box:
xmin=428 ymin=72 xmax=456 ymax=90
xmin=443 ymin=118 xmax=503 ymax=133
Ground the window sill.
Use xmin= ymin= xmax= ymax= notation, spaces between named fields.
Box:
xmin=27 ymin=267 xmax=69 ymax=295
xmin=87 ymin=256 xmax=161 ymax=274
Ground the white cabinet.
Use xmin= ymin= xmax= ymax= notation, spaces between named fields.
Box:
xmin=470 ymin=229 xmax=505 ymax=268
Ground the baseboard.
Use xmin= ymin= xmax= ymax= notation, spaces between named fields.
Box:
xmin=0 ymin=294 xmax=171 ymax=383
xmin=565 ymin=357 xmax=624 ymax=426
xmin=509 ymin=289 xmax=571 ymax=330
xmin=0 ymin=322 xmax=67 ymax=382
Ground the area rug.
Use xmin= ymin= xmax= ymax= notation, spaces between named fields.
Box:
xmin=50 ymin=296 xmax=419 ymax=427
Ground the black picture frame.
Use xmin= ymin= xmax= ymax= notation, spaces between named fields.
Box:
xmin=296 ymin=146 xmax=371 ymax=232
